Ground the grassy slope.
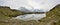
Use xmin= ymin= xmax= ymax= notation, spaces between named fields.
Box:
xmin=0 ymin=5 xmax=60 ymax=25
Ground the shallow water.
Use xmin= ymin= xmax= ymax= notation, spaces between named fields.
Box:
xmin=14 ymin=13 xmax=46 ymax=21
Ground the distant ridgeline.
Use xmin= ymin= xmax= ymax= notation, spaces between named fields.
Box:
xmin=0 ymin=6 xmax=10 ymax=8
xmin=0 ymin=6 xmax=22 ymax=11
